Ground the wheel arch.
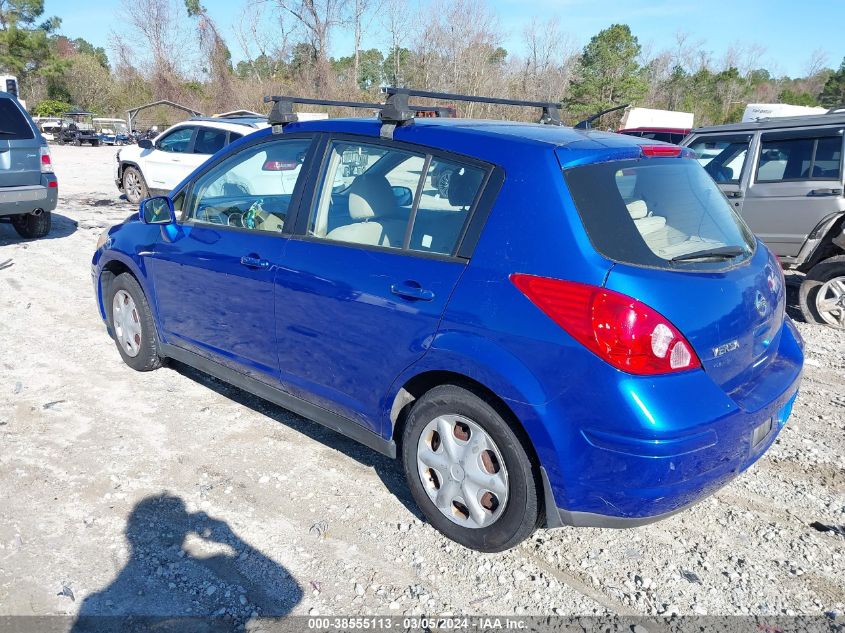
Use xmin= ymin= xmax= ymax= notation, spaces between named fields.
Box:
xmin=796 ymin=212 xmax=845 ymax=272
xmin=97 ymin=253 xmax=154 ymax=324
xmin=384 ymin=339 xmax=561 ymax=487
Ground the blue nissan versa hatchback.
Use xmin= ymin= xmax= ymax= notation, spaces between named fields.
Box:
xmin=92 ymin=90 xmax=803 ymax=552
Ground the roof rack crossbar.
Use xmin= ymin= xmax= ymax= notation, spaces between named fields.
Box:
xmin=264 ymin=95 xmax=455 ymax=134
xmin=381 ymin=87 xmax=562 ymax=126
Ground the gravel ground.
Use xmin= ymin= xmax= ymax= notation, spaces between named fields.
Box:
xmin=0 ymin=145 xmax=843 ymax=625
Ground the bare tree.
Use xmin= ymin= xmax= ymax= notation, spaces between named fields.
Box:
xmin=268 ymin=0 xmax=348 ymax=91
xmin=380 ymin=0 xmax=412 ymax=86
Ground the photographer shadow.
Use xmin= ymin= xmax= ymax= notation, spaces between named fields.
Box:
xmin=71 ymin=494 xmax=302 ymax=633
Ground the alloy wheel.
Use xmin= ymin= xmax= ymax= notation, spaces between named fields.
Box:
xmin=815 ymin=276 xmax=845 ymax=328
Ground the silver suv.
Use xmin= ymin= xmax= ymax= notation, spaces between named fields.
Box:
xmin=0 ymin=91 xmax=58 ymax=239
xmin=683 ymin=110 xmax=845 ymax=328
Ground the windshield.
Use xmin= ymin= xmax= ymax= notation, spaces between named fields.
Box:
xmin=564 ymin=157 xmax=755 ymax=269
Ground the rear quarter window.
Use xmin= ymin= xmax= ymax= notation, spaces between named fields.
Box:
xmin=0 ymin=98 xmax=35 ymax=140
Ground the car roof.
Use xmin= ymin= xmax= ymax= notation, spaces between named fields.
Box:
xmin=692 ymin=111 xmax=845 ymax=134
xmin=277 ymin=116 xmax=659 ymax=152
xmin=189 ymin=115 xmax=268 ymax=129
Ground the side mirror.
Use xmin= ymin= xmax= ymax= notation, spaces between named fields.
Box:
xmin=139 ymin=196 xmax=175 ymax=225
xmin=392 ymin=186 xmax=413 ymax=207
xmin=138 ymin=139 xmax=153 ymax=149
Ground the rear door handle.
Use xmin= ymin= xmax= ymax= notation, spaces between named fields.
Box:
xmin=390 ymin=281 xmax=435 ymax=302
xmin=809 ymin=188 xmax=842 ymax=196
xmin=725 ymin=191 xmax=743 ymax=199
xmin=240 ymin=255 xmax=270 ymax=269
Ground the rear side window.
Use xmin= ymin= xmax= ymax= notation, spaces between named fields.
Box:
xmin=309 ymin=140 xmax=485 ymax=256
xmin=757 ymin=134 xmax=843 ymax=182
xmin=0 ymin=98 xmax=35 ymax=140
xmin=686 ymin=135 xmax=750 ymax=184
xmin=193 ymin=128 xmax=227 ymax=154
xmin=564 ymin=158 xmax=755 ymax=269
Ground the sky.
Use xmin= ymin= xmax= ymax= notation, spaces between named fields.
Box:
xmin=45 ymin=0 xmax=845 ymax=79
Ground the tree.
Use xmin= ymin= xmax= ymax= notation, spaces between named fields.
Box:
xmin=72 ymin=37 xmax=109 ymax=70
xmin=566 ymin=24 xmax=647 ymax=122
xmin=0 ymin=0 xmax=62 ymax=90
xmin=32 ymin=97 xmax=71 ymax=116
xmin=818 ymin=58 xmax=845 ymax=108
xmin=270 ymin=0 xmax=348 ymax=91
xmin=778 ymin=89 xmax=818 ymax=107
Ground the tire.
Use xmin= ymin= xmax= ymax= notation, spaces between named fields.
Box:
xmin=91 ymin=140 xmax=100 ymax=147
xmin=401 ymin=384 xmax=540 ymax=552
xmin=799 ymin=255 xmax=845 ymax=329
xmin=73 ymin=138 xmax=81 ymax=147
xmin=11 ymin=211 xmax=51 ymax=239
xmin=122 ymin=166 xmax=149 ymax=205
xmin=436 ymin=169 xmax=453 ymax=198
xmin=106 ymin=272 xmax=163 ymax=371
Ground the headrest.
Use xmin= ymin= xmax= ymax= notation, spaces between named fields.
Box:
xmin=348 ymin=175 xmax=397 ymax=220
xmin=448 ymin=169 xmax=483 ymax=207
xmin=626 ymin=199 xmax=648 ymax=219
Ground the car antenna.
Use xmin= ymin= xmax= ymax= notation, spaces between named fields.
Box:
xmin=574 ymin=103 xmax=629 ymax=130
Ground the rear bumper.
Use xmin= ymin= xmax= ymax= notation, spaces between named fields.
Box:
xmin=0 ymin=176 xmax=58 ymax=216
xmin=532 ymin=319 xmax=803 ymax=528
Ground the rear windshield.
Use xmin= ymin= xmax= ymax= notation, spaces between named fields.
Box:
xmin=564 ymin=157 xmax=755 ymax=270
xmin=0 ymin=98 xmax=35 ymax=140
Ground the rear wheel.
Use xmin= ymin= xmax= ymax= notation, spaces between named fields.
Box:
xmin=106 ymin=273 xmax=163 ymax=371
xmin=11 ymin=210 xmax=51 ymax=239
xmin=799 ymin=255 xmax=845 ymax=329
xmin=122 ymin=166 xmax=149 ymax=204
xmin=401 ymin=385 xmax=540 ymax=552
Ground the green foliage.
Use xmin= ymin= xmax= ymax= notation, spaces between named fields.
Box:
xmin=0 ymin=0 xmax=62 ymax=86
xmin=778 ymin=89 xmax=818 ymax=107
xmin=72 ymin=37 xmax=109 ymax=70
xmin=818 ymin=58 xmax=845 ymax=108
xmin=32 ymin=97 xmax=70 ymax=116
xmin=383 ymin=47 xmax=410 ymax=87
xmin=566 ymin=24 xmax=647 ymax=121
xmin=333 ymin=48 xmax=384 ymax=90
xmin=184 ymin=0 xmax=203 ymax=17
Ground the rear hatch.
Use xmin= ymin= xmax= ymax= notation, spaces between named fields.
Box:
xmin=0 ymin=96 xmax=42 ymax=187
xmin=562 ymin=152 xmax=786 ymax=407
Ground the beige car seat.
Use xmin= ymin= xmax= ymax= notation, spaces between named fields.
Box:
xmin=326 ymin=175 xmax=407 ymax=247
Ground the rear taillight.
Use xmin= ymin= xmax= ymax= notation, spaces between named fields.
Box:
xmin=40 ymin=146 xmax=53 ymax=173
xmin=510 ymin=274 xmax=700 ymax=375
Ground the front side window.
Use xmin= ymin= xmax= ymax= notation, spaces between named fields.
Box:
xmin=757 ymin=134 xmax=843 ymax=182
xmin=687 ymin=135 xmax=750 ymax=184
xmin=193 ymin=128 xmax=228 ymax=155
xmin=565 ymin=157 xmax=755 ymax=269
xmin=157 ymin=128 xmax=194 ymax=153
xmin=309 ymin=141 xmax=485 ymax=255
xmin=188 ymin=138 xmax=311 ymax=232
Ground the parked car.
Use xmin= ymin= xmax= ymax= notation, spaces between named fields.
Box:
xmin=57 ymin=110 xmax=100 ymax=146
xmin=0 ymin=91 xmax=58 ymax=238
xmin=93 ymin=94 xmax=803 ymax=552
xmin=683 ymin=109 xmax=845 ymax=328
xmin=115 ymin=116 xmax=269 ymax=204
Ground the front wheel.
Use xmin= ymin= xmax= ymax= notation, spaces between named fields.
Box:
xmin=122 ymin=166 xmax=149 ymax=205
xmin=107 ymin=273 xmax=163 ymax=371
xmin=401 ymin=385 xmax=540 ymax=552
xmin=799 ymin=255 xmax=845 ymax=329
xmin=11 ymin=210 xmax=51 ymax=239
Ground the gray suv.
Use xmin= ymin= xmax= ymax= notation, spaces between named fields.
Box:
xmin=683 ymin=110 xmax=845 ymax=328
xmin=0 ymin=91 xmax=58 ymax=239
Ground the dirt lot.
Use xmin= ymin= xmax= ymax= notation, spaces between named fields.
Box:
xmin=0 ymin=145 xmax=843 ymax=625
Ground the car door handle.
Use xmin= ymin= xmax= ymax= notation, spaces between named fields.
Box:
xmin=725 ymin=191 xmax=743 ymax=199
xmin=390 ymin=281 xmax=435 ymax=302
xmin=240 ymin=255 xmax=270 ymax=269
xmin=809 ymin=188 xmax=842 ymax=196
